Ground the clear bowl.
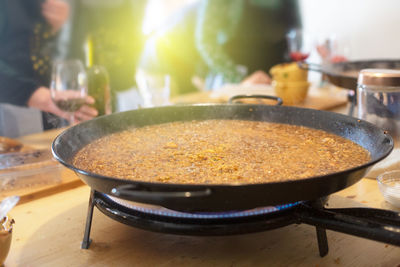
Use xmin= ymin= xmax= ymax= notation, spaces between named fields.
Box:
xmin=0 ymin=159 xmax=63 ymax=198
xmin=377 ymin=170 xmax=400 ymax=208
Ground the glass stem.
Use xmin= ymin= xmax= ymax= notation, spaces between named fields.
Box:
xmin=69 ymin=112 xmax=75 ymax=126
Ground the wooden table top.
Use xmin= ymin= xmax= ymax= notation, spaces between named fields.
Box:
xmin=5 ymin=179 xmax=400 ymax=267
xmin=2 ymin=88 xmax=400 ymax=266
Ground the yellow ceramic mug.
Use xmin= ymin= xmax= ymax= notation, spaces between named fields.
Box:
xmin=273 ymin=80 xmax=311 ymax=104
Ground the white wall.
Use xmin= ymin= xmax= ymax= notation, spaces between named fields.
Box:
xmin=300 ymin=0 xmax=400 ymax=61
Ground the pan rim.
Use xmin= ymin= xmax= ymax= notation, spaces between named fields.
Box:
xmin=51 ymin=104 xmax=394 ymax=189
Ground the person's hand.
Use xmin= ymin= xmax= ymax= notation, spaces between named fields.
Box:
xmin=330 ymin=55 xmax=348 ymax=63
xmin=241 ymin=70 xmax=271 ymax=85
xmin=41 ymin=0 xmax=70 ymax=34
xmin=27 ymin=87 xmax=98 ymax=124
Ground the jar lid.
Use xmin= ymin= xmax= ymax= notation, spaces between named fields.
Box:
xmin=357 ymin=68 xmax=400 ymax=87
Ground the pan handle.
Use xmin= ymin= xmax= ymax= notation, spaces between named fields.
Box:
xmin=228 ymin=95 xmax=283 ymax=105
xmin=297 ymin=62 xmax=324 ymax=73
xmin=295 ymin=204 xmax=400 ymax=246
xmin=111 ymin=184 xmax=212 ymax=201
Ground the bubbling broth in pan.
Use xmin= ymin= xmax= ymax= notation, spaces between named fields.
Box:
xmin=73 ymin=120 xmax=371 ymax=184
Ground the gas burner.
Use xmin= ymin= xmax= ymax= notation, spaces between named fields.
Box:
xmin=81 ymin=189 xmax=400 ymax=258
xmin=107 ymin=194 xmax=302 ymax=219
xmin=81 ymin=190 xmax=329 ymax=256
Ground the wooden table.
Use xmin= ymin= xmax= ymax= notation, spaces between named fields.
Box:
xmin=5 ymin=179 xmax=400 ymax=267
xmin=3 ymin=89 xmax=400 ymax=266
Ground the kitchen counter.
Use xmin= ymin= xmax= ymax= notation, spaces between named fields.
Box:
xmin=4 ymin=179 xmax=400 ymax=267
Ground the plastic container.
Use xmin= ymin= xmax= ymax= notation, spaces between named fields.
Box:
xmin=0 ymin=160 xmax=62 ymax=197
xmin=357 ymin=69 xmax=400 ymax=147
xmin=377 ymin=170 xmax=400 ymax=208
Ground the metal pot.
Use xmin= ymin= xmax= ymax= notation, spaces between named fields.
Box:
xmin=299 ymin=59 xmax=400 ymax=90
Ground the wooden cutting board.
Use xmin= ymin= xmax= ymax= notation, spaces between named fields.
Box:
xmin=173 ymin=85 xmax=348 ymax=111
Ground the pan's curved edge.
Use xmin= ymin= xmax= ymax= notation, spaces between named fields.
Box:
xmin=51 ymin=104 xmax=394 ymax=211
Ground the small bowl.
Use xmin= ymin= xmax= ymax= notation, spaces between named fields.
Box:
xmin=377 ymin=170 xmax=400 ymax=208
xmin=273 ymin=81 xmax=310 ymax=104
xmin=0 ymin=215 xmax=14 ymax=266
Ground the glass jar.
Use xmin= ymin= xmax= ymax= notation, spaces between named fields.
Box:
xmin=357 ymin=69 xmax=400 ymax=147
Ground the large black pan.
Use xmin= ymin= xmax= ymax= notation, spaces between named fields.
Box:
xmin=300 ymin=59 xmax=400 ymax=90
xmin=52 ymin=104 xmax=393 ymax=212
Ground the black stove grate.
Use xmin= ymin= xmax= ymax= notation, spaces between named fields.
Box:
xmin=80 ymin=189 xmax=400 ymax=258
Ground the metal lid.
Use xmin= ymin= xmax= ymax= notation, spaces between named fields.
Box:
xmin=357 ymin=68 xmax=400 ymax=87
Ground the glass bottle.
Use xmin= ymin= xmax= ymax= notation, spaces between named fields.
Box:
xmin=87 ymin=65 xmax=111 ymax=116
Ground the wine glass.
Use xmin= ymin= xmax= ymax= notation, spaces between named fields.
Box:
xmin=50 ymin=59 xmax=88 ymax=124
xmin=316 ymin=35 xmax=350 ymax=64
xmin=135 ymin=69 xmax=170 ymax=107
xmin=286 ymin=29 xmax=313 ymax=62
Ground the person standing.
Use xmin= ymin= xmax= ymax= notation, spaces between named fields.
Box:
xmin=138 ymin=0 xmax=301 ymax=95
xmin=0 ymin=0 xmax=97 ymax=129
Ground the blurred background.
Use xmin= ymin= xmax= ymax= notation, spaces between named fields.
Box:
xmin=1 ymin=0 xmax=400 ymax=136
xmin=61 ymin=0 xmax=400 ymax=104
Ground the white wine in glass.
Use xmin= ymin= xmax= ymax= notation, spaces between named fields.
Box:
xmin=50 ymin=59 xmax=88 ymax=124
